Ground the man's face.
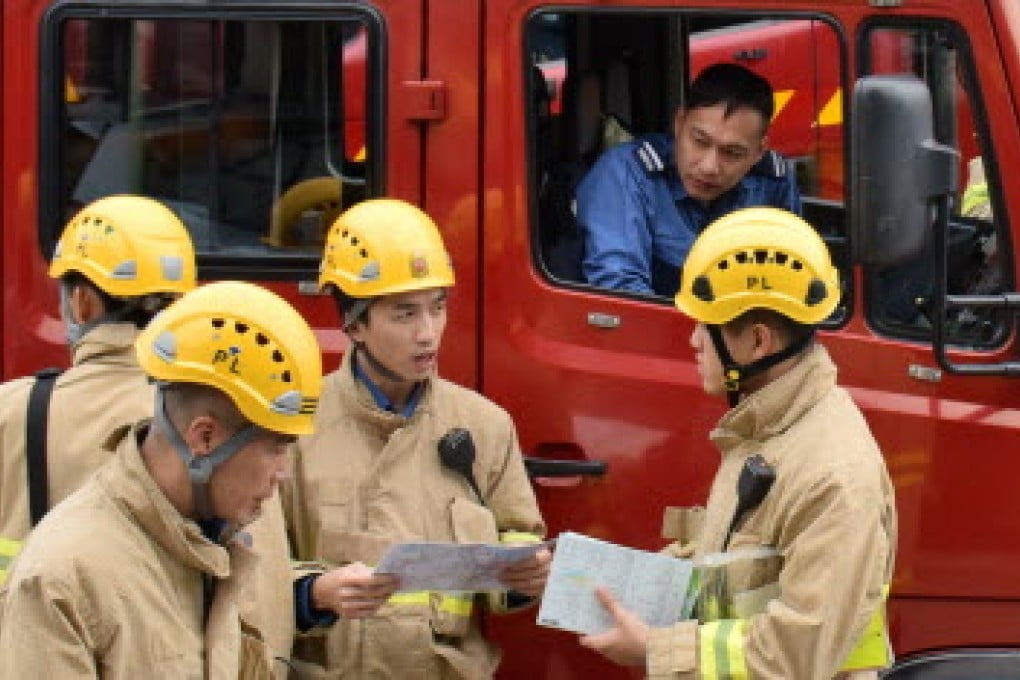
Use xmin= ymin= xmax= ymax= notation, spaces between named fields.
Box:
xmin=689 ymin=322 xmax=757 ymax=398
xmin=209 ymin=429 xmax=294 ymax=527
xmin=348 ymin=288 xmax=448 ymax=381
xmin=673 ymin=103 xmax=767 ymax=204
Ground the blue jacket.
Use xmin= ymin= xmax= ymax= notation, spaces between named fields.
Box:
xmin=576 ymin=134 xmax=801 ymax=297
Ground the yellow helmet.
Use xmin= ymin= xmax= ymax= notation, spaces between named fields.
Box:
xmin=318 ymin=198 xmax=454 ymax=298
xmin=135 ymin=281 xmax=322 ymax=435
xmin=675 ymin=208 xmax=840 ymax=326
xmin=49 ymin=195 xmax=197 ymax=297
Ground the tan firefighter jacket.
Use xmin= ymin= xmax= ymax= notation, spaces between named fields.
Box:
xmin=283 ymin=350 xmax=546 ymax=679
xmin=0 ymin=422 xmax=277 ymax=678
xmin=0 ymin=324 xmax=296 ymax=670
xmin=650 ymin=344 xmax=897 ymax=680
xmin=0 ymin=324 xmax=152 ymax=553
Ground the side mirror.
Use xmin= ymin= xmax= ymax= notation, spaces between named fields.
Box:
xmin=850 ymin=75 xmax=957 ymax=269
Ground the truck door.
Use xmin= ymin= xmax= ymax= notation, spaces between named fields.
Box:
xmin=480 ymin=4 xmax=845 ymax=677
xmin=18 ymin=0 xmax=428 ymax=377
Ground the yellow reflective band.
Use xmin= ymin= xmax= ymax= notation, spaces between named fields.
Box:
xmin=817 ymin=88 xmax=843 ymax=127
xmin=0 ymin=537 xmax=24 ymax=584
xmin=388 ymin=591 xmax=474 ymax=617
xmin=389 ymin=592 xmax=429 ymax=606
xmin=772 ymin=90 xmax=795 ymax=121
xmin=499 ymin=531 xmax=541 ymax=544
xmin=700 ymin=619 xmax=749 ymax=680
xmin=840 ymin=586 xmax=892 ymax=671
xmin=962 ymin=183 xmax=989 ymax=216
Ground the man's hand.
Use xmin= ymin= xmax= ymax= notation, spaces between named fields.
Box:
xmin=499 ymin=546 xmax=552 ymax=597
xmin=312 ymin=562 xmax=400 ymax=619
xmin=579 ymin=587 xmax=650 ymax=667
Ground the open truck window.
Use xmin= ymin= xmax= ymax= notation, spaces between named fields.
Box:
xmin=44 ymin=8 xmax=380 ymax=277
xmin=526 ymin=9 xmax=847 ymax=325
xmin=861 ymin=21 xmax=1011 ymax=347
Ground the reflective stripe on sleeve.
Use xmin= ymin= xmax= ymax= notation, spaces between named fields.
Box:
xmin=840 ymin=586 xmax=892 ymax=671
xmin=499 ymin=531 xmax=542 ymax=544
xmin=388 ymin=590 xmax=474 ymax=617
xmin=0 ymin=537 xmax=24 ymax=582
xmin=699 ymin=619 xmax=749 ymax=680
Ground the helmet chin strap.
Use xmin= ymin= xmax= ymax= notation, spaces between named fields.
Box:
xmin=154 ymin=387 xmax=260 ymax=524
xmin=353 ymin=342 xmax=407 ymax=384
xmin=706 ymin=324 xmax=814 ymax=408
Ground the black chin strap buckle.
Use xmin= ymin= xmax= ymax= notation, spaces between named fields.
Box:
xmin=723 ymin=368 xmax=742 ymax=394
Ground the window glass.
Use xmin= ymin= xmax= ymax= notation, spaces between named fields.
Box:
xmin=527 ymin=11 xmax=846 ymax=320
xmin=56 ymin=15 xmax=373 ymax=265
xmin=862 ymin=24 xmax=1008 ymax=345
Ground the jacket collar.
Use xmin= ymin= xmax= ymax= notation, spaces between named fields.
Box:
xmin=331 ymin=349 xmax=434 ymax=436
xmin=71 ymin=322 xmax=141 ymax=367
xmin=99 ymin=422 xmax=232 ymax=578
xmin=710 ymin=343 xmax=837 ymax=454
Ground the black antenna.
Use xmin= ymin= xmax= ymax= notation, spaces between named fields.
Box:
xmin=439 ymin=428 xmax=485 ymax=505
xmin=723 ymin=454 xmax=775 ymax=550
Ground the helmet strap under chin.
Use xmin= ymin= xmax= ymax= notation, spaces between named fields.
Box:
xmin=353 ymin=342 xmax=407 ymax=384
xmin=154 ymin=387 xmax=261 ymax=523
xmin=706 ymin=324 xmax=814 ymax=408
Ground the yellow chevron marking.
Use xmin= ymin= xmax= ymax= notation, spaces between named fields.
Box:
xmin=772 ymin=89 xmax=795 ymax=121
xmin=817 ymin=88 xmax=843 ymax=127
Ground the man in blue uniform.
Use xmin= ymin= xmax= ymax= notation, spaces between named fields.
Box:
xmin=576 ymin=63 xmax=801 ymax=296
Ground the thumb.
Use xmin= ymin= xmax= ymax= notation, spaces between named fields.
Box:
xmin=594 ymin=587 xmax=628 ymax=623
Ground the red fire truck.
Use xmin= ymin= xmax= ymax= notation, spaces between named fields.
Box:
xmin=3 ymin=0 xmax=1019 ymax=677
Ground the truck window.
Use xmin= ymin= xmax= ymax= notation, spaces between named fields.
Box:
xmin=527 ymin=10 xmax=846 ymax=320
xmin=861 ymin=22 xmax=1009 ymax=346
xmin=45 ymin=11 xmax=378 ymax=274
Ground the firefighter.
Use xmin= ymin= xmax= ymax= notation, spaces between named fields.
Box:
xmin=579 ymin=208 xmax=897 ymax=679
xmin=0 ymin=195 xmax=196 ymax=568
xmin=0 ymin=281 xmax=323 ymax=677
xmin=575 ymin=63 xmax=801 ymax=297
xmin=283 ymin=198 xmax=550 ymax=678
xmin=0 ymin=196 xmax=297 ymax=671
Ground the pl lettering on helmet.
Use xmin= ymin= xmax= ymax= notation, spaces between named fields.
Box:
xmin=49 ymin=195 xmax=197 ymax=298
xmin=136 ymin=281 xmax=323 ymax=435
xmin=675 ymin=207 xmax=840 ymax=326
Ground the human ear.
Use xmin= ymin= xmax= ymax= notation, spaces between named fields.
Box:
xmin=181 ymin=416 xmax=220 ymax=457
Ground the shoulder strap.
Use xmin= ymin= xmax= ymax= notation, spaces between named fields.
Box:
xmin=633 ymin=137 xmax=670 ymax=175
xmin=26 ymin=367 xmax=62 ymax=526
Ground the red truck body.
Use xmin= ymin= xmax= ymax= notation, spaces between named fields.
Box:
xmin=4 ymin=0 xmax=1020 ymax=676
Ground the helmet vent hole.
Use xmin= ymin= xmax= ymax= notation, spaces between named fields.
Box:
xmin=735 ymin=252 xmax=748 ymax=265
xmin=351 ymin=237 xmax=359 ymax=246
xmin=754 ymin=250 xmax=769 ymax=264
xmin=281 ymin=370 xmax=292 ymax=383
xmin=775 ymin=252 xmax=788 ymax=265
xmin=360 ymin=248 xmax=368 ymax=258
xmin=717 ymin=260 xmax=729 ymax=271
xmin=255 ymin=333 xmax=269 ymax=346
xmin=235 ymin=323 xmax=249 ymax=334
xmin=211 ymin=318 xmax=225 ymax=329
xmin=272 ymin=350 xmax=284 ymax=363
xmin=792 ymin=260 xmax=803 ymax=271
xmin=341 ymin=229 xmax=349 ymax=237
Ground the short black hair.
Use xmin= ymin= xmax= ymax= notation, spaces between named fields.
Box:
xmin=686 ymin=63 xmax=774 ymax=127
xmin=725 ymin=307 xmax=814 ymax=350
xmin=60 ymin=271 xmax=163 ymax=329
xmin=328 ymin=286 xmax=372 ymax=329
